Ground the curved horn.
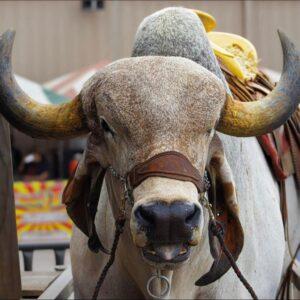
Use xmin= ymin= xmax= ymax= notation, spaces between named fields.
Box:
xmin=0 ymin=30 xmax=88 ymax=139
xmin=217 ymin=31 xmax=300 ymax=137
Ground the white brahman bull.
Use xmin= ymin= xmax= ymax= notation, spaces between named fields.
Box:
xmin=0 ymin=7 xmax=299 ymax=300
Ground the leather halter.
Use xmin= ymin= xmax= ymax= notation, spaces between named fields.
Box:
xmin=63 ymin=147 xmax=251 ymax=298
xmin=91 ymin=150 xmax=255 ymax=299
xmin=126 ymin=151 xmax=206 ymax=193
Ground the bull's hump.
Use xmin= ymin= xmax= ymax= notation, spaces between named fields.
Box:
xmin=98 ymin=55 xmax=223 ymax=91
xmin=132 ymin=7 xmax=228 ymax=92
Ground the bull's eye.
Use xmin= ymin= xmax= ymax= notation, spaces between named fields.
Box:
xmin=100 ymin=118 xmax=114 ymax=136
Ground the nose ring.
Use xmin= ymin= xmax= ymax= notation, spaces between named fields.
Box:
xmin=146 ymin=270 xmax=171 ymax=299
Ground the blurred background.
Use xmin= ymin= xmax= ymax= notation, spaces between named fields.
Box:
xmin=1 ymin=0 xmax=300 ymax=176
xmin=1 ymin=0 xmax=300 ymax=82
xmin=0 ymin=0 xmax=299 ymax=296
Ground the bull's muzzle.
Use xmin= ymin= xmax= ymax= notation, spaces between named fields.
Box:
xmin=126 ymin=151 xmax=206 ymax=265
xmin=133 ymin=200 xmax=201 ymax=264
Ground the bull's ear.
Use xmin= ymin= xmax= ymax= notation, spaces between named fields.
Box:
xmin=195 ymin=134 xmax=244 ymax=286
xmin=62 ymin=148 xmax=109 ymax=254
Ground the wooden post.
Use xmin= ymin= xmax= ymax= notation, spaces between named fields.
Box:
xmin=0 ymin=115 xmax=21 ymax=299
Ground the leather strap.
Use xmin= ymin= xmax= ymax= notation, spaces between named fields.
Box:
xmin=127 ymin=151 xmax=205 ymax=192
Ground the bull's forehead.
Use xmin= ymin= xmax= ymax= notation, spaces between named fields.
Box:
xmin=83 ymin=56 xmax=226 ymax=164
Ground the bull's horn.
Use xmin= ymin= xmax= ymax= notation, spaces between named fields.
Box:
xmin=0 ymin=30 xmax=88 ymax=139
xmin=217 ymin=31 xmax=300 ymax=137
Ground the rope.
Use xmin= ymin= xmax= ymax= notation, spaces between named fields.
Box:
xmin=210 ymin=221 xmax=258 ymax=300
xmin=201 ymin=194 xmax=258 ymax=300
xmin=276 ymin=243 xmax=300 ymax=300
xmin=92 ymin=217 xmax=126 ymax=300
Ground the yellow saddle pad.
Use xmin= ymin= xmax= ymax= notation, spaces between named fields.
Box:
xmin=192 ymin=9 xmax=258 ymax=82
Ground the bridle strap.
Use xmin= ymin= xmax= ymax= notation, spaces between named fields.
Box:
xmin=127 ymin=151 xmax=206 ymax=193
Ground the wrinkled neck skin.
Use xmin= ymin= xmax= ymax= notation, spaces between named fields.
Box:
xmin=103 ymin=172 xmax=214 ymax=299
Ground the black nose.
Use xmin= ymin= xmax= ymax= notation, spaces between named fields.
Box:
xmin=134 ymin=202 xmax=201 ymax=243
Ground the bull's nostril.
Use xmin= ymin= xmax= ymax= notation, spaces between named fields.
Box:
xmin=185 ymin=204 xmax=200 ymax=225
xmin=135 ymin=205 xmax=154 ymax=226
xmin=140 ymin=206 xmax=154 ymax=222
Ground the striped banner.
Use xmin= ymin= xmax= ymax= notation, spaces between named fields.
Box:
xmin=14 ymin=180 xmax=72 ymax=243
xmin=44 ymin=60 xmax=110 ymax=99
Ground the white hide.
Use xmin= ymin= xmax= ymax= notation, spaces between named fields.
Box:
xmin=70 ymin=135 xmax=287 ymax=299
xmin=206 ymin=134 xmax=285 ymax=299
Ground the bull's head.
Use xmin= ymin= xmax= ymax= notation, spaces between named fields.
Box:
xmin=0 ymin=7 xmax=299 ymax=286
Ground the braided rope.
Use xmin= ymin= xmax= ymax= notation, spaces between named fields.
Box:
xmin=201 ymin=194 xmax=258 ymax=300
xmin=91 ymin=166 xmax=131 ymax=299
xmin=92 ymin=218 xmax=126 ymax=300
xmin=210 ymin=221 xmax=258 ymax=300
xmin=276 ymin=243 xmax=300 ymax=299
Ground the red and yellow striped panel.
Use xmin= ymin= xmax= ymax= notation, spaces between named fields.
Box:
xmin=14 ymin=180 xmax=72 ymax=242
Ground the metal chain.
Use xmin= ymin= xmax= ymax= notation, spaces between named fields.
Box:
xmin=108 ymin=166 xmax=134 ymax=206
xmin=108 ymin=166 xmax=126 ymax=183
